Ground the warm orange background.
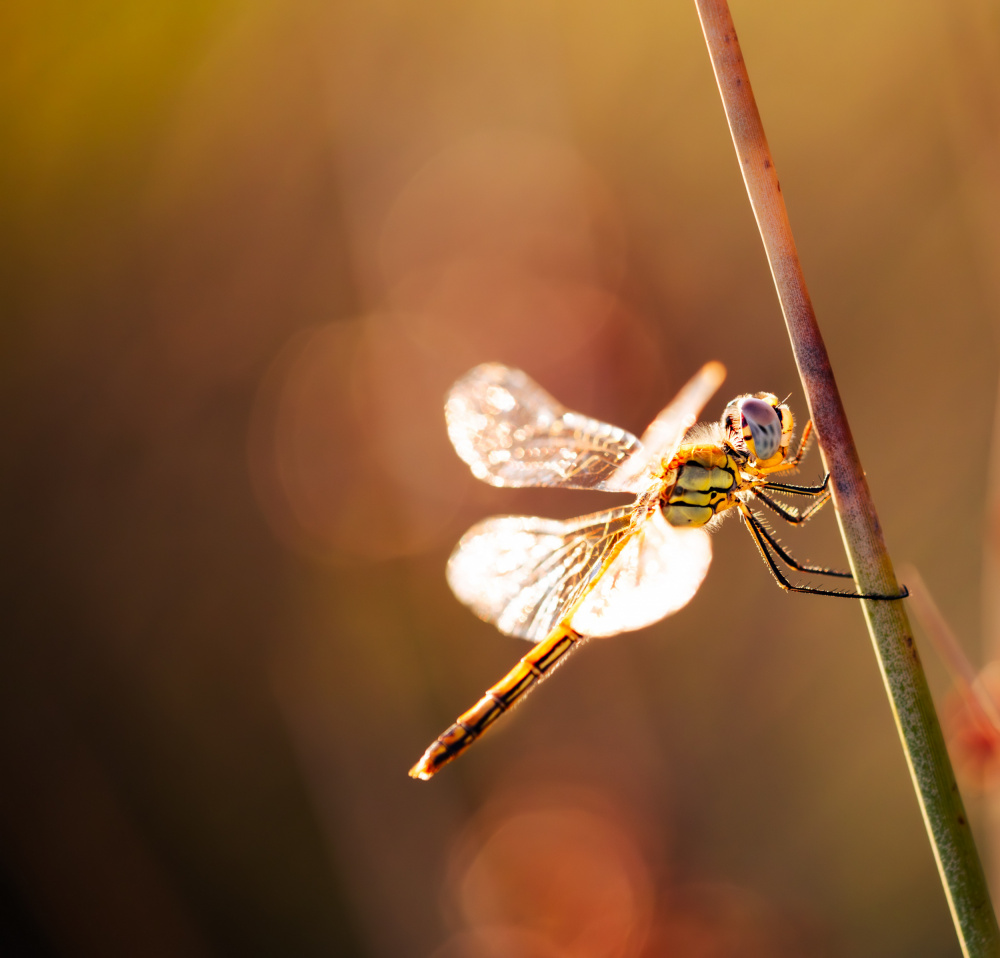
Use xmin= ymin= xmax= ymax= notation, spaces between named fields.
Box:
xmin=3 ymin=1 xmax=998 ymax=956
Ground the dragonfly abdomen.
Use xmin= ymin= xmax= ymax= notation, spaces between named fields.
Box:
xmin=409 ymin=622 xmax=583 ymax=779
xmin=661 ymin=446 xmax=740 ymax=528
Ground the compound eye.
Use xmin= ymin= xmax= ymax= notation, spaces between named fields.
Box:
xmin=741 ymin=397 xmax=782 ymax=461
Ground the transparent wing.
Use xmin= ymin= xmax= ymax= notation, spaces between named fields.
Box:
xmin=446 ymin=507 xmax=637 ymax=642
xmin=611 ymin=361 xmax=727 ymax=490
xmin=445 ymin=364 xmax=643 ymax=492
xmin=571 ymin=508 xmax=712 ymax=637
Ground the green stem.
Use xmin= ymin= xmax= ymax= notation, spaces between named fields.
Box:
xmin=693 ymin=1 xmax=999 ymax=953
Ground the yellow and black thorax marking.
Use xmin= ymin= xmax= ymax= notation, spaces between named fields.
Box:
xmin=660 ymin=443 xmax=744 ymax=528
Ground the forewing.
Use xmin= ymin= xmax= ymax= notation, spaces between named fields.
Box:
xmin=611 ymin=361 xmax=727 ymax=489
xmin=571 ymin=509 xmax=712 ymax=637
xmin=446 ymin=506 xmax=636 ymax=642
xmin=446 ymin=364 xmax=643 ymax=492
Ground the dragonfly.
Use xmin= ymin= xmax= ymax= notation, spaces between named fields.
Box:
xmin=409 ymin=362 xmax=906 ymax=780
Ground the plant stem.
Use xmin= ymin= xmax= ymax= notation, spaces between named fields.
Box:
xmin=693 ymin=1 xmax=999 ymax=953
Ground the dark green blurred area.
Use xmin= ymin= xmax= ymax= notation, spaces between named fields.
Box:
xmin=2 ymin=1 xmax=998 ymax=955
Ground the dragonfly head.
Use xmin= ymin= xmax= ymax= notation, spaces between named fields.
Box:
xmin=722 ymin=393 xmax=794 ymax=467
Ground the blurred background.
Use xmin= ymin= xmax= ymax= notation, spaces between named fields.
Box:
xmin=2 ymin=0 xmax=999 ymax=955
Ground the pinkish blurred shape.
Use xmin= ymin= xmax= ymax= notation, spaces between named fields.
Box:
xmin=943 ymin=661 xmax=1000 ymax=794
xmin=442 ymin=789 xmax=654 ymax=958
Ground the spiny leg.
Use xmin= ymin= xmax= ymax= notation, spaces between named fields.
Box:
xmin=787 ymin=419 xmax=814 ymax=467
xmin=766 ymin=419 xmax=815 ymax=474
xmin=737 ymin=502 xmax=907 ymax=600
xmin=748 ymin=506 xmax=851 ymax=578
xmin=763 ymin=473 xmax=830 ymax=497
xmin=740 ymin=506 xmax=866 ymax=596
xmin=409 ymin=622 xmax=585 ymax=780
xmin=754 ymin=488 xmax=832 ymax=526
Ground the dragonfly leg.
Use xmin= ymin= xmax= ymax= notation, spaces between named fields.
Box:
xmin=409 ymin=622 xmax=585 ymax=780
xmin=763 ymin=472 xmax=830 ymax=497
xmin=737 ymin=502 xmax=908 ymax=600
xmin=747 ymin=506 xmax=851 ymax=577
xmin=764 ymin=419 xmax=815 ymax=475
xmin=785 ymin=419 xmax=814 ymax=468
xmin=754 ymin=488 xmax=831 ymax=525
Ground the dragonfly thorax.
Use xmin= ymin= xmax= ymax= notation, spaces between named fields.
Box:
xmin=659 ymin=445 xmax=742 ymax=528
